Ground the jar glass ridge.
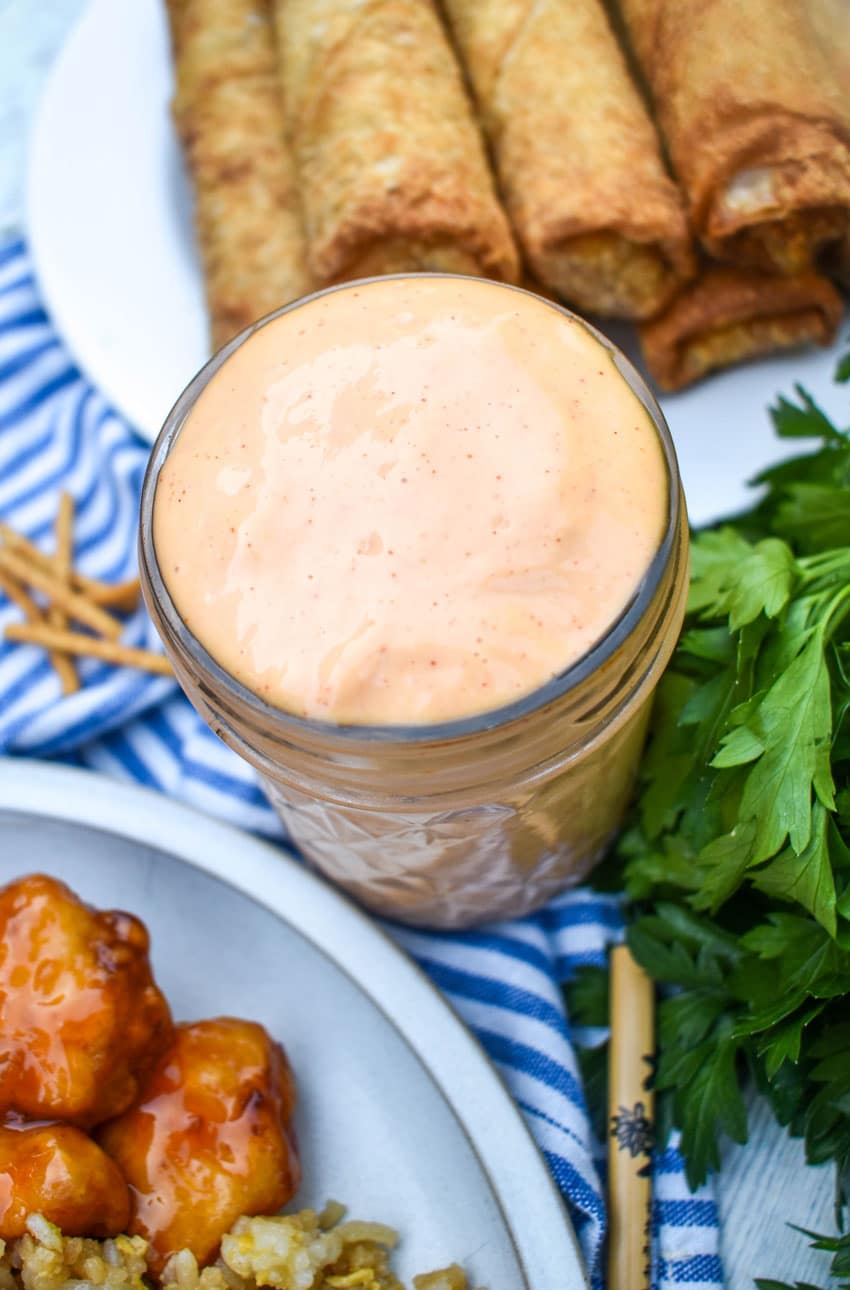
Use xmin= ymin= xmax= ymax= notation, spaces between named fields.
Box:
xmin=139 ymin=275 xmax=689 ymax=928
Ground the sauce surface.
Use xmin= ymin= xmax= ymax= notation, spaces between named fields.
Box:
xmin=0 ymin=874 xmax=172 ymax=1128
xmin=98 ymin=1018 xmax=300 ymax=1272
xmin=154 ymin=277 xmax=668 ymax=724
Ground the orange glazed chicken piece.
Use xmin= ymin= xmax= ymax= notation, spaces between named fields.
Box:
xmin=0 ymin=874 xmax=173 ymax=1126
xmin=0 ymin=1122 xmax=131 ymax=1239
xmin=98 ymin=1018 xmax=301 ymax=1272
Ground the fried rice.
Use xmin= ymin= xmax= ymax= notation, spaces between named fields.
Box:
xmin=0 ymin=1213 xmax=469 ymax=1290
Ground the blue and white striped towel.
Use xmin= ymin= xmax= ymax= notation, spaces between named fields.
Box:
xmin=0 ymin=238 xmax=721 ymax=1290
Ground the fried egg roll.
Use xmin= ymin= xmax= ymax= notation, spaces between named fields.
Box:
xmin=164 ymin=0 xmax=190 ymax=47
xmin=809 ymin=0 xmax=850 ymax=91
xmin=168 ymin=0 xmax=312 ymax=350
xmin=271 ymin=0 xmax=520 ymax=285
xmin=439 ymin=0 xmax=692 ymax=319
xmin=617 ymin=0 xmax=850 ymax=276
xmin=809 ymin=0 xmax=850 ymax=284
xmin=639 ymin=265 xmax=844 ymax=391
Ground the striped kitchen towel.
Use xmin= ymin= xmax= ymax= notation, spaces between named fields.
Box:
xmin=0 ymin=238 xmax=721 ymax=1290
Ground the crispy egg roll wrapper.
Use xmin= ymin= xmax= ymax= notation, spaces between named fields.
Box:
xmin=809 ymin=0 xmax=850 ymax=284
xmin=164 ymin=0 xmax=184 ymax=48
xmin=163 ymin=0 xmax=191 ymax=49
xmin=617 ymin=0 xmax=850 ymax=276
xmin=169 ymin=0 xmax=312 ymax=350
xmin=272 ymin=0 xmax=519 ymax=285
xmin=640 ymin=265 xmax=844 ymax=391
xmin=809 ymin=0 xmax=850 ymax=84
xmin=440 ymin=0 xmax=693 ymax=319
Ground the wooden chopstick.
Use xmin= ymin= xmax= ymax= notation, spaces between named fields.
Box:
xmin=4 ymin=622 xmax=174 ymax=677
xmin=608 ymin=944 xmax=655 ymax=1290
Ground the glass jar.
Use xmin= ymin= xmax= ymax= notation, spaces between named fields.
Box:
xmin=139 ymin=279 xmax=688 ymax=929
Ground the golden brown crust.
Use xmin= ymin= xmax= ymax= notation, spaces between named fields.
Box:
xmin=808 ymin=0 xmax=850 ymax=283
xmin=618 ymin=0 xmax=850 ymax=274
xmin=169 ymin=0 xmax=312 ymax=350
xmin=639 ymin=264 xmax=844 ymax=391
xmin=0 ymin=1124 xmax=132 ymax=1240
xmin=163 ymin=0 xmax=190 ymax=51
xmin=98 ymin=1019 xmax=300 ymax=1273
xmin=0 ymin=874 xmax=173 ymax=1129
xmin=272 ymin=0 xmax=519 ymax=285
xmin=440 ymin=0 xmax=694 ymax=318
xmin=809 ymin=0 xmax=850 ymax=95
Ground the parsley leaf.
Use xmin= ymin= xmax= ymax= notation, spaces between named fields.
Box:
xmin=751 ymin=804 xmax=837 ymax=936
xmin=588 ymin=353 xmax=850 ymax=1198
xmin=755 ymin=1225 xmax=850 ymax=1290
xmin=689 ymin=533 xmax=794 ymax=628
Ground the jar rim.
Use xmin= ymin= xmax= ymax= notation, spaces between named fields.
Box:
xmin=139 ymin=273 xmax=685 ymax=746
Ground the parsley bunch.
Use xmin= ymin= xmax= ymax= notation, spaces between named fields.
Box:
xmin=610 ymin=354 xmax=850 ymax=1201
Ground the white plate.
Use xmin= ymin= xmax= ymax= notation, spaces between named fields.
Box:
xmin=26 ymin=0 xmax=849 ymax=525
xmin=0 ymin=758 xmax=586 ymax=1290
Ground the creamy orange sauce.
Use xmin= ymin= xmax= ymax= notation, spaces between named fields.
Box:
xmin=154 ymin=277 xmax=668 ymax=724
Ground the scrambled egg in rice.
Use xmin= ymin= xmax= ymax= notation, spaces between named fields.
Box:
xmin=0 ymin=1213 xmax=469 ymax=1290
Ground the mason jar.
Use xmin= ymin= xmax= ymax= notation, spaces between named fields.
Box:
xmin=139 ymin=279 xmax=688 ymax=929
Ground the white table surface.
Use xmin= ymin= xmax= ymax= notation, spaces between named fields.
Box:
xmin=0 ymin=4 xmax=841 ymax=1285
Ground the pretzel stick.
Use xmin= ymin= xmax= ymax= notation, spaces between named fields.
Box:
xmin=47 ymin=493 xmax=79 ymax=694
xmin=0 ymin=569 xmax=43 ymax=621
xmin=3 ymin=623 xmax=174 ymax=677
xmin=0 ymin=524 xmax=141 ymax=611
xmin=82 ymin=576 xmax=141 ymax=610
xmin=608 ymin=944 xmax=655 ymax=1290
xmin=0 ymin=567 xmax=74 ymax=692
xmin=0 ymin=548 xmax=123 ymax=639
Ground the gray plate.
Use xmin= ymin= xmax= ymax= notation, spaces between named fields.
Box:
xmin=0 ymin=759 xmax=587 ymax=1289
